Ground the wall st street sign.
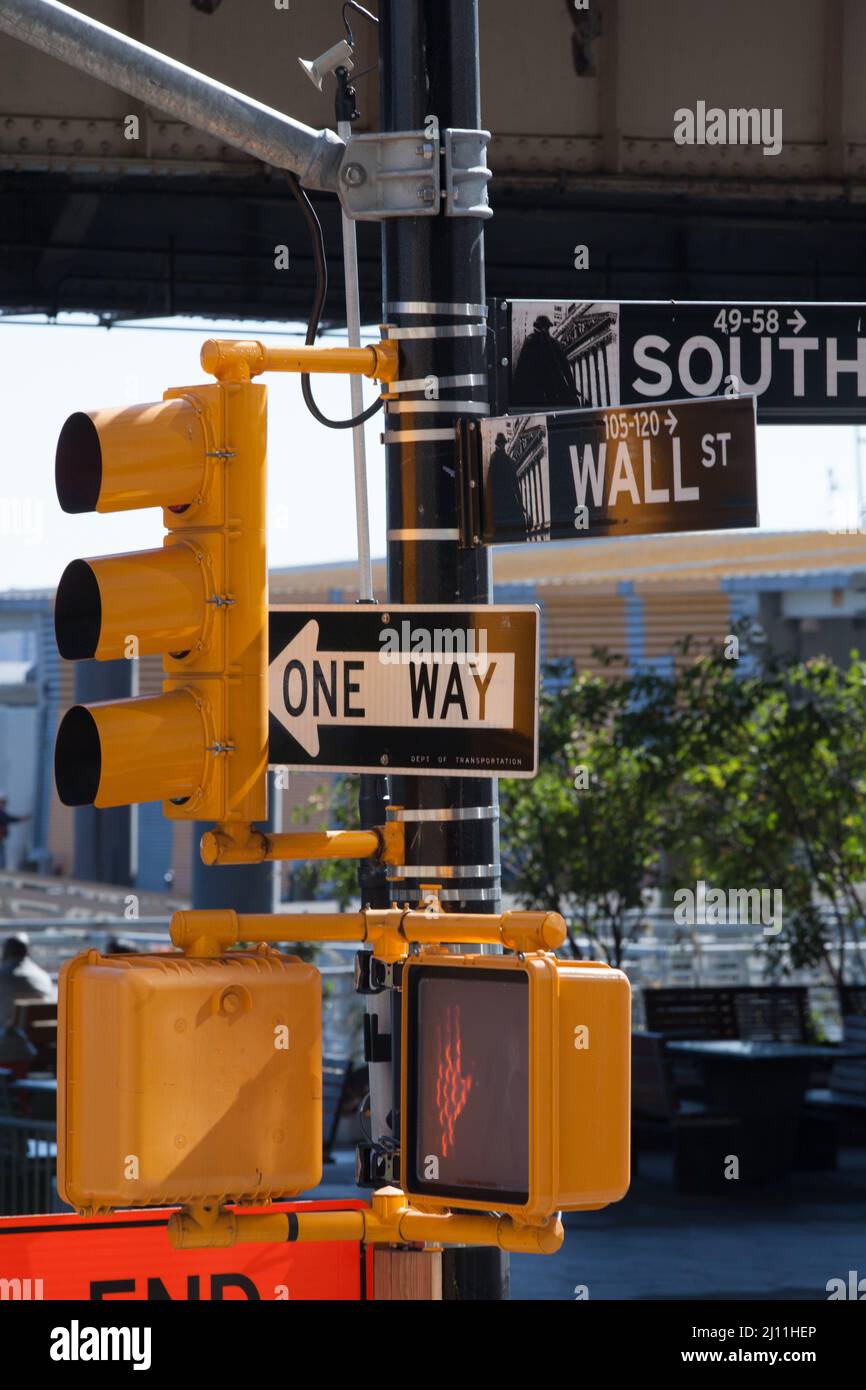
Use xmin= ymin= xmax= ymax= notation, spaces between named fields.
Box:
xmin=458 ymin=395 xmax=758 ymax=546
xmin=268 ymin=605 xmax=539 ymax=777
xmin=489 ymin=300 xmax=866 ymax=424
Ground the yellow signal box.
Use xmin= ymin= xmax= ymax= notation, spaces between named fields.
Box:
xmin=58 ymin=948 xmax=322 ymax=1213
xmin=53 ymin=376 xmax=267 ymax=825
xmin=401 ymin=952 xmax=631 ymax=1221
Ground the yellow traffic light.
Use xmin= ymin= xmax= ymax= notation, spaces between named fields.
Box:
xmin=401 ymin=952 xmax=631 ymax=1221
xmin=53 ymin=376 xmax=268 ymax=825
xmin=58 ymin=947 xmax=322 ymax=1212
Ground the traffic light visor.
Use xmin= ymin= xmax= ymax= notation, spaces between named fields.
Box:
xmin=55 ymin=413 xmax=102 ymax=513
xmin=55 ymin=399 xmax=206 ymax=515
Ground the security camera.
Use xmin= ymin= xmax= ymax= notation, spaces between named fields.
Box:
xmin=298 ymin=39 xmax=354 ymax=92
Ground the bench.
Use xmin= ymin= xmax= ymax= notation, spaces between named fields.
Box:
xmin=632 ymin=1031 xmax=741 ymax=1192
xmin=805 ymin=1016 xmax=866 ymax=1119
xmin=643 ymin=985 xmax=813 ymax=1042
xmin=639 ymin=986 xmax=826 ymax=1177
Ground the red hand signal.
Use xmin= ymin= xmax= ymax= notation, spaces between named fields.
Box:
xmin=434 ymin=1004 xmax=473 ymax=1157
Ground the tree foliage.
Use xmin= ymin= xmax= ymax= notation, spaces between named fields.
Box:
xmin=501 ymin=644 xmax=866 ymax=994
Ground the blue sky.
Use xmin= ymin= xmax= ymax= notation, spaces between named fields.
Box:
xmin=0 ymin=314 xmax=862 ymax=595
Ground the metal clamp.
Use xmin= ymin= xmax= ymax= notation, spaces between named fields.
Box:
xmin=354 ymin=952 xmax=404 ymax=995
xmin=386 ymin=301 xmax=487 ymax=317
xmin=338 ymin=127 xmax=492 ymax=221
xmin=387 ymin=863 xmax=501 ymax=880
xmin=443 ymin=128 xmax=493 ymax=218
xmin=386 ymin=805 xmax=500 ymax=823
xmin=385 ymin=400 xmax=490 ymax=415
xmin=387 ymin=373 xmax=487 ymax=394
xmin=338 ymin=130 xmax=439 ymax=219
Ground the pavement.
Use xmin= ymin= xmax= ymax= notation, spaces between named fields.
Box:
xmin=308 ymin=1147 xmax=866 ymax=1301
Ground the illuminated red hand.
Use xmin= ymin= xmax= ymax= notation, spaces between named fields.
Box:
xmin=434 ymin=1004 xmax=473 ymax=1157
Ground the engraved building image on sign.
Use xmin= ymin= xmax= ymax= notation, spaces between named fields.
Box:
xmin=510 ymin=301 xmax=621 ymax=411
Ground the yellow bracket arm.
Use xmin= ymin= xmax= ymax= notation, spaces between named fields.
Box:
xmin=199 ymin=819 xmax=404 ymax=867
xmin=169 ymin=902 xmax=567 ymax=959
xmin=200 ymin=336 xmax=399 ymax=385
xmin=169 ymin=1188 xmax=564 ymax=1256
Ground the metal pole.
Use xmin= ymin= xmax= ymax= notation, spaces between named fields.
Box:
xmin=337 ymin=114 xmax=374 ymax=603
xmin=378 ymin=0 xmax=506 ymax=1299
xmin=0 ymin=0 xmax=345 ymax=190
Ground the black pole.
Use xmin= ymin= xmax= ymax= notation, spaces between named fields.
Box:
xmin=379 ymin=0 xmax=506 ymax=1301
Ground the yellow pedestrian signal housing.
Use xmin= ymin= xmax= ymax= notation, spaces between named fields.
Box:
xmin=401 ymin=953 xmax=630 ymax=1221
xmin=53 ymin=375 xmax=267 ymax=824
xmin=58 ymin=948 xmax=322 ymax=1212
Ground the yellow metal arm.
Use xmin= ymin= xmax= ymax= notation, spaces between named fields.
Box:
xmin=168 ymin=1189 xmax=565 ymax=1256
xmin=199 ymin=819 xmax=404 ymax=866
xmin=200 ymin=337 xmax=399 ymax=384
xmin=169 ymin=903 xmax=567 ymax=958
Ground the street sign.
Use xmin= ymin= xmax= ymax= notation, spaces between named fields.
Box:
xmin=489 ymin=299 xmax=866 ymax=424
xmin=458 ymin=395 xmax=758 ymax=547
xmin=0 ymin=1203 xmax=371 ymax=1301
xmin=268 ymin=604 xmax=539 ymax=777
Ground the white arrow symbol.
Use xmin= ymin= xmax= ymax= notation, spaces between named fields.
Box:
xmin=665 ymin=409 xmax=678 ymax=436
xmin=269 ymin=619 xmax=323 ymax=756
xmin=786 ymin=309 xmax=806 ymax=334
xmin=268 ymin=619 xmax=515 ymax=759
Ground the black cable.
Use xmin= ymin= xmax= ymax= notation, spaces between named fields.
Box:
xmin=343 ymin=1 xmax=378 ymax=46
xmin=284 ymin=171 xmax=384 ymax=430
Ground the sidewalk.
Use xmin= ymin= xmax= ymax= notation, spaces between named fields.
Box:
xmin=308 ymin=1148 xmax=866 ymax=1301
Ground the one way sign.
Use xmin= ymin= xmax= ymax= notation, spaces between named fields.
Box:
xmin=268 ymin=605 xmax=539 ymax=777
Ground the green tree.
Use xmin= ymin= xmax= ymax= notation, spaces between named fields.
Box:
xmin=676 ymin=653 xmax=866 ymax=1002
xmin=502 ymin=642 xmax=866 ymax=999
xmin=288 ymin=775 xmax=362 ymax=910
xmin=502 ymin=657 xmax=676 ymax=966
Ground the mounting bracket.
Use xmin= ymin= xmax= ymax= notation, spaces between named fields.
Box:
xmin=338 ymin=124 xmax=492 ymax=220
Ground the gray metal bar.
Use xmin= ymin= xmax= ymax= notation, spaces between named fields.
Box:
xmin=338 ymin=116 xmax=374 ymax=602
xmin=0 ymin=0 xmax=346 ymax=190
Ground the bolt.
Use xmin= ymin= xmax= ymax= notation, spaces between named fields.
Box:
xmin=417 ymin=182 xmax=436 ymax=205
xmin=343 ymin=162 xmax=367 ymax=187
xmin=381 ymin=753 xmax=390 ymax=766
xmin=501 ymin=357 xmax=509 ymax=367
xmin=381 ymin=612 xmax=390 ymax=623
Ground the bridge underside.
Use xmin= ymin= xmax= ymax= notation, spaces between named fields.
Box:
xmin=3 ymin=173 xmax=864 ymax=325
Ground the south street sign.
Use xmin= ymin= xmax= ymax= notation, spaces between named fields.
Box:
xmin=268 ymin=605 xmax=539 ymax=777
xmin=488 ymin=299 xmax=866 ymax=424
xmin=458 ymin=394 xmax=758 ymax=546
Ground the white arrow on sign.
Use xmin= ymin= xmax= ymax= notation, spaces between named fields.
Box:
xmin=664 ymin=408 xmax=678 ymax=435
xmin=269 ymin=620 xmax=516 ymax=758
xmin=786 ymin=309 xmax=806 ymax=334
